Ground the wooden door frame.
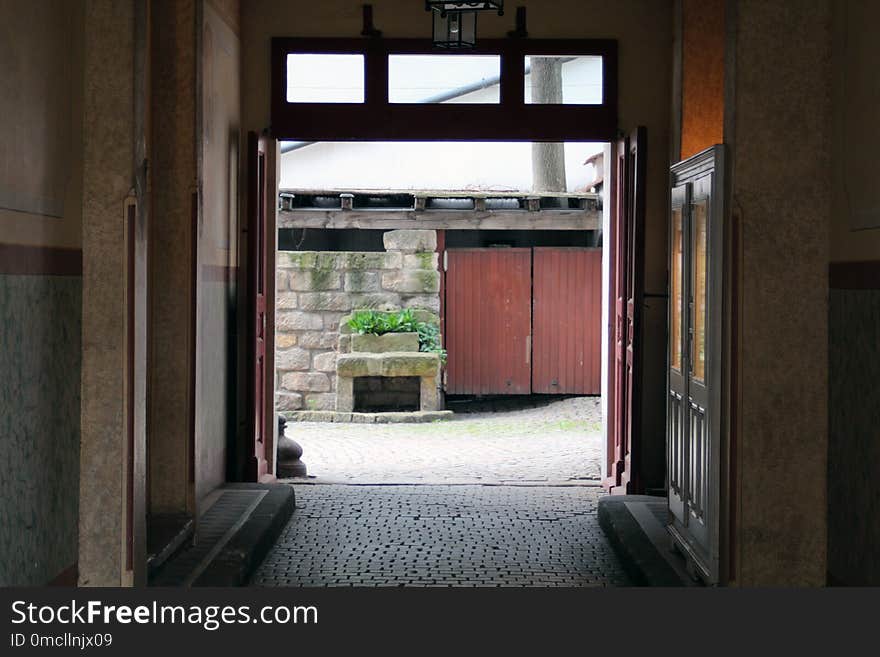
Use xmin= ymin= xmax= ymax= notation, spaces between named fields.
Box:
xmin=244 ymin=131 xmax=276 ymax=482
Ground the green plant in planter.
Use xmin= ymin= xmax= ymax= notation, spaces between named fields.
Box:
xmin=347 ymin=309 xmax=447 ymax=364
xmin=416 ymin=321 xmax=447 ymax=365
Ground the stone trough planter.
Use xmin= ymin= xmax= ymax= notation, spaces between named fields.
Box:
xmin=336 ymin=330 xmax=442 ymax=414
xmin=351 ymin=331 xmax=419 ymax=353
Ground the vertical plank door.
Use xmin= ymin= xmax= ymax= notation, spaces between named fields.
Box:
xmin=445 ymin=248 xmax=532 ymax=395
xmin=532 ymin=247 xmax=602 ymax=394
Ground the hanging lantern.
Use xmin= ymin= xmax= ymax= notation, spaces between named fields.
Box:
xmin=425 ymin=2 xmax=504 ymax=49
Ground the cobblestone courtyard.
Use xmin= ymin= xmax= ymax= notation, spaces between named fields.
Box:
xmin=286 ymin=396 xmax=604 ymax=485
xmin=252 ymin=397 xmax=631 ymax=587
xmin=252 ymin=485 xmax=631 ymax=587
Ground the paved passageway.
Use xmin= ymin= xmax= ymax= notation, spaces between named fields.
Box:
xmin=253 ymin=397 xmax=631 ymax=586
xmin=252 ymin=485 xmax=631 ymax=587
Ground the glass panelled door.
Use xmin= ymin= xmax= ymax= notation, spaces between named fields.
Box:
xmin=668 ymin=185 xmax=688 ymax=525
xmin=667 ymin=146 xmax=724 ymax=584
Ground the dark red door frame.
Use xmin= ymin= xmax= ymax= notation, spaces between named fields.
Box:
xmin=246 ymin=132 xmax=270 ymax=481
xmin=605 ymin=135 xmax=628 ymax=489
xmin=270 ymin=37 xmax=617 ymax=142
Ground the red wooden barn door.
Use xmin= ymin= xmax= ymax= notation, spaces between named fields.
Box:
xmin=607 ymin=127 xmax=647 ymax=494
xmin=532 ymin=248 xmax=602 ymax=394
xmin=246 ymin=131 xmax=269 ymax=480
xmin=445 ymin=248 xmax=532 ymax=395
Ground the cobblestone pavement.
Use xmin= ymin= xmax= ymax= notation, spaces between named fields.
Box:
xmin=252 ymin=484 xmax=631 ymax=587
xmin=286 ymin=396 xmax=604 ymax=485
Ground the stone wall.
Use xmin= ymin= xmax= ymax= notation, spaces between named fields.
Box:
xmin=275 ymin=230 xmax=440 ymax=412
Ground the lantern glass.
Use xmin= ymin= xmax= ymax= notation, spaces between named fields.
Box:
xmin=432 ymin=10 xmax=477 ymax=49
xmin=425 ymin=1 xmax=503 ymax=12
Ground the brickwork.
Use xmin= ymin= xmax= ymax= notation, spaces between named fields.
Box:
xmin=275 ymin=230 xmax=441 ymax=412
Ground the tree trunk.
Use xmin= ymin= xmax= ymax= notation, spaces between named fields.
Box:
xmin=530 ymin=57 xmax=566 ymax=197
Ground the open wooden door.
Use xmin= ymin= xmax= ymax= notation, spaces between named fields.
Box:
xmin=667 ymin=146 xmax=724 ymax=584
xmin=246 ymin=131 xmax=270 ymax=480
xmin=606 ymin=127 xmax=647 ymax=494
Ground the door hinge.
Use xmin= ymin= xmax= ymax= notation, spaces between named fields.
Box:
xmin=443 ymin=251 xmax=448 ymax=272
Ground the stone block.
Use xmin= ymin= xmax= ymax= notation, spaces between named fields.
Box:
xmin=299 ymin=331 xmax=337 ymax=349
xmin=383 ymin=229 xmax=437 ymax=252
xmin=298 ymin=292 xmax=352 ymax=312
xmin=336 ymin=376 xmax=354 ymax=412
xmin=340 ymin=252 xmax=394 ymax=270
xmin=382 ymin=270 xmax=440 ymax=294
xmin=285 ymin=410 xmax=336 ymax=423
xmin=322 ymin=312 xmax=347 ymax=332
xmin=289 ymin=269 xmax=341 ymax=291
xmin=383 ymin=252 xmax=403 ymax=269
xmin=275 ymin=347 xmax=311 ymax=371
xmin=344 ymin=271 xmax=380 ymax=292
xmin=344 ymin=410 xmax=453 ymax=423
xmin=281 ymin=371 xmax=331 ymax=393
xmin=276 ymin=333 xmax=297 ymax=349
xmin=276 ymin=292 xmax=298 ymax=309
xmin=276 ymin=270 xmax=288 ymax=291
xmin=337 ymin=334 xmax=351 ymax=353
xmin=276 ymin=311 xmax=323 ymax=331
xmin=412 ymin=309 xmax=440 ymax=326
xmin=403 ymin=252 xmax=439 ymax=270
xmin=403 ymin=295 xmax=441 ymax=313
xmin=277 ymin=251 xmax=318 ymax=270
xmin=305 ymin=393 xmax=336 ymax=411
xmin=336 ymin=352 xmax=440 ymax=378
xmin=348 ymin=294 xmax=400 ymax=311
xmin=275 ymin=392 xmax=303 ymax=411
xmin=312 ymin=351 xmax=337 ymax=372
xmin=351 ymin=332 xmax=420 ymax=353
xmin=420 ymin=377 xmax=441 ymax=411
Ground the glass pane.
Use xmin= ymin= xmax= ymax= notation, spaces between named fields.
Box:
xmin=286 ymin=54 xmax=364 ymax=103
xmin=525 ymin=55 xmax=603 ymax=105
xmin=692 ymin=199 xmax=708 ymax=382
xmin=670 ymin=206 xmax=684 ymax=372
xmin=388 ymin=55 xmax=501 ymax=104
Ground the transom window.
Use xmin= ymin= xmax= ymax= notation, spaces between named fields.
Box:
xmin=271 ymin=38 xmax=617 ymax=142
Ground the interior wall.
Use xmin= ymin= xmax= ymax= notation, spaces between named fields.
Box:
xmin=826 ymin=0 xmax=880 ymax=586
xmin=728 ymin=0 xmax=831 ymax=586
xmin=79 ymin=0 xmax=140 ymax=586
xmin=241 ymin=0 xmax=674 ymax=491
xmin=680 ymin=0 xmax=724 ymax=160
xmin=149 ymin=0 xmax=198 ymax=518
xmin=195 ymin=0 xmax=241 ymax=501
xmin=0 ymin=0 xmax=84 ymax=586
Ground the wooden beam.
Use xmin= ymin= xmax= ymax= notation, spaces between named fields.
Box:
xmin=277 ymin=209 xmax=601 ymax=231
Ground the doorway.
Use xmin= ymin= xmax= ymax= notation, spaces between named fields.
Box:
xmin=243 ymin=36 xmax=653 ymax=587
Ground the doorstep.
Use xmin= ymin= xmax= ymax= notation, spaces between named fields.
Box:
xmin=597 ymin=495 xmax=698 ymax=587
xmin=149 ymin=483 xmax=295 ymax=587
